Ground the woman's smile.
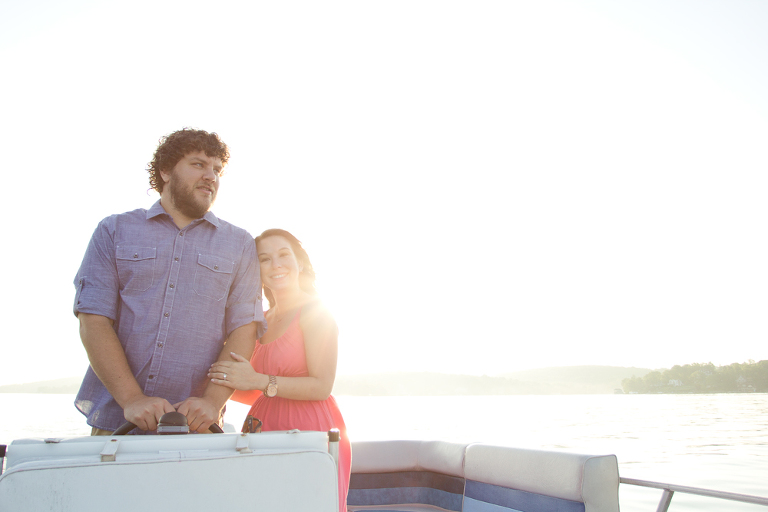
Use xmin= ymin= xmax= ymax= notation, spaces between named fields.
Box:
xmin=258 ymin=235 xmax=303 ymax=292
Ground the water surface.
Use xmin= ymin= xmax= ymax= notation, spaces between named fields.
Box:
xmin=2 ymin=393 xmax=766 ymax=512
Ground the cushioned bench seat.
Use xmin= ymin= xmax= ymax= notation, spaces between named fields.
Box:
xmin=348 ymin=440 xmax=619 ymax=512
xmin=348 ymin=440 xmax=466 ymax=512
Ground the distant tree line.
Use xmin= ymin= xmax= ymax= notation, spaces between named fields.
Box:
xmin=621 ymin=360 xmax=768 ymax=394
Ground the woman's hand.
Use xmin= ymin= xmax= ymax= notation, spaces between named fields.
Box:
xmin=209 ymin=352 xmax=261 ymax=390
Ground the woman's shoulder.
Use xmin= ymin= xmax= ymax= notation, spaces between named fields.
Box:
xmin=299 ymin=298 xmax=338 ymax=333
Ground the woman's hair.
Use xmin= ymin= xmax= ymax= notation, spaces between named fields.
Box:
xmin=255 ymin=229 xmax=317 ymax=308
xmin=147 ymin=128 xmax=230 ymax=193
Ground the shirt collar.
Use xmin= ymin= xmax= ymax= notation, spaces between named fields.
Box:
xmin=146 ymin=200 xmax=221 ymax=228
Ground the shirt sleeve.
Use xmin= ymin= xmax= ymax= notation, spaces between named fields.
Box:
xmin=73 ymin=218 xmax=120 ymax=320
xmin=224 ymin=232 xmax=267 ymax=338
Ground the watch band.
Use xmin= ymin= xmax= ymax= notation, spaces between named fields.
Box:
xmin=265 ymin=375 xmax=278 ymax=397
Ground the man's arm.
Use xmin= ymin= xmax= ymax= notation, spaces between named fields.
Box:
xmin=175 ymin=321 xmax=258 ymax=432
xmin=78 ymin=313 xmax=175 ymax=431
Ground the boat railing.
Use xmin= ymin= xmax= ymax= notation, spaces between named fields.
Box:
xmin=620 ymin=476 xmax=768 ymax=511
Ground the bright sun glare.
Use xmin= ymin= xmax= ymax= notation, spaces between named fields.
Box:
xmin=0 ymin=0 xmax=767 ymax=386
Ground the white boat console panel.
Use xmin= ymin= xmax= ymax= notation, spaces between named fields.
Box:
xmin=0 ymin=431 xmax=338 ymax=512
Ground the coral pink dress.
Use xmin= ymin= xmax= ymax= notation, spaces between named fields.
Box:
xmin=231 ymin=308 xmax=351 ymax=512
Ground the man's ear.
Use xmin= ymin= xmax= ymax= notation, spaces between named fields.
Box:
xmin=159 ymin=167 xmax=172 ymax=184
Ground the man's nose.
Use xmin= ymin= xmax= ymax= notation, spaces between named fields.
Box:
xmin=202 ymin=166 xmax=217 ymax=181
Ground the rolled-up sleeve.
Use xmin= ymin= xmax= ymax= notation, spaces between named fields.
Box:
xmin=224 ymin=234 xmax=267 ymax=338
xmin=73 ymin=219 xmax=120 ymax=320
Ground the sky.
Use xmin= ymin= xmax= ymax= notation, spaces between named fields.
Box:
xmin=1 ymin=0 xmax=766 ymax=387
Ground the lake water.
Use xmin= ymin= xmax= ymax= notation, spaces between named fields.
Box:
xmin=1 ymin=393 xmax=766 ymax=512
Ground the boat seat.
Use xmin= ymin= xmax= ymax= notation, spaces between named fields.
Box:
xmin=348 ymin=440 xmax=466 ymax=512
xmin=347 ymin=440 xmax=619 ymax=512
xmin=463 ymin=444 xmax=619 ymax=512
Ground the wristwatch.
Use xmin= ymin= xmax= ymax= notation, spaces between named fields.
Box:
xmin=264 ymin=375 xmax=278 ymax=398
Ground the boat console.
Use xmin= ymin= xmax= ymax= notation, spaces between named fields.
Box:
xmin=0 ymin=430 xmax=339 ymax=511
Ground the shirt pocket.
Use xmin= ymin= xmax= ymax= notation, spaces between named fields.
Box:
xmin=193 ymin=253 xmax=234 ymax=301
xmin=115 ymin=246 xmax=157 ymax=292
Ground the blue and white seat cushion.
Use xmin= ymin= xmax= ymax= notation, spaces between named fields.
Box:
xmin=348 ymin=470 xmax=464 ymax=511
xmin=463 ymin=479 xmax=585 ymax=512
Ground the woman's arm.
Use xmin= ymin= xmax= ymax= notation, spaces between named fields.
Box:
xmin=209 ymin=303 xmax=339 ymax=401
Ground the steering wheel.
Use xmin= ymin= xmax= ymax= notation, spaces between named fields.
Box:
xmin=112 ymin=411 xmax=224 ymax=435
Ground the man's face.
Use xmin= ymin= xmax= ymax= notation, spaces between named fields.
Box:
xmin=162 ymin=151 xmax=223 ymax=220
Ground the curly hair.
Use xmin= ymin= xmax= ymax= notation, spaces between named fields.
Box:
xmin=147 ymin=128 xmax=230 ymax=193
xmin=255 ymin=229 xmax=318 ymax=308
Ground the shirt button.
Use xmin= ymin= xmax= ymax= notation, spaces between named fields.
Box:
xmin=214 ymin=265 xmax=219 ymax=270
xmin=164 ymin=312 xmax=169 ymax=317
xmin=158 ymin=342 xmax=164 ymax=348
xmin=148 ymin=375 xmax=154 ymax=380
xmin=174 ymin=257 xmax=179 ymax=262
xmin=133 ymin=253 xmax=138 ymax=258
xmin=169 ymin=284 xmax=174 ymax=289
xmin=179 ymin=232 xmax=184 ymax=237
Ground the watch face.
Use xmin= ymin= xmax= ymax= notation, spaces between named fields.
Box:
xmin=266 ymin=383 xmax=278 ymax=397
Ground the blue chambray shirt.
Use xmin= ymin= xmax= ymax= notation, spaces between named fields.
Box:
xmin=73 ymin=200 xmax=266 ymax=431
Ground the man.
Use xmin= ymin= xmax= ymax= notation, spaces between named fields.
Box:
xmin=73 ymin=128 xmax=266 ymax=434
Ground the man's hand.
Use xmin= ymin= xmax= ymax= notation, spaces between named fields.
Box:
xmin=179 ymin=322 xmax=258 ymax=432
xmin=175 ymin=397 xmax=221 ymax=433
xmin=123 ymin=395 xmax=176 ymax=431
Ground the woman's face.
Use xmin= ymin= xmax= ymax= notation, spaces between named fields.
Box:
xmin=256 ymin=235 xmax=303 ymax=293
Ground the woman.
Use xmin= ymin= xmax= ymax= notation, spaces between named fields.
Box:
xmin=208 ymin=229 xmax=350 ymax=512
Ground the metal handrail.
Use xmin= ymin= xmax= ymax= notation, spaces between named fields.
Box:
xmin=621 ymin=476 xmax=768 ymax=511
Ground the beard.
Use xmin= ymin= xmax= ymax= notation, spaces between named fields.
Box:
xmin=169 ymin=177 xmax=217 ymax=220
